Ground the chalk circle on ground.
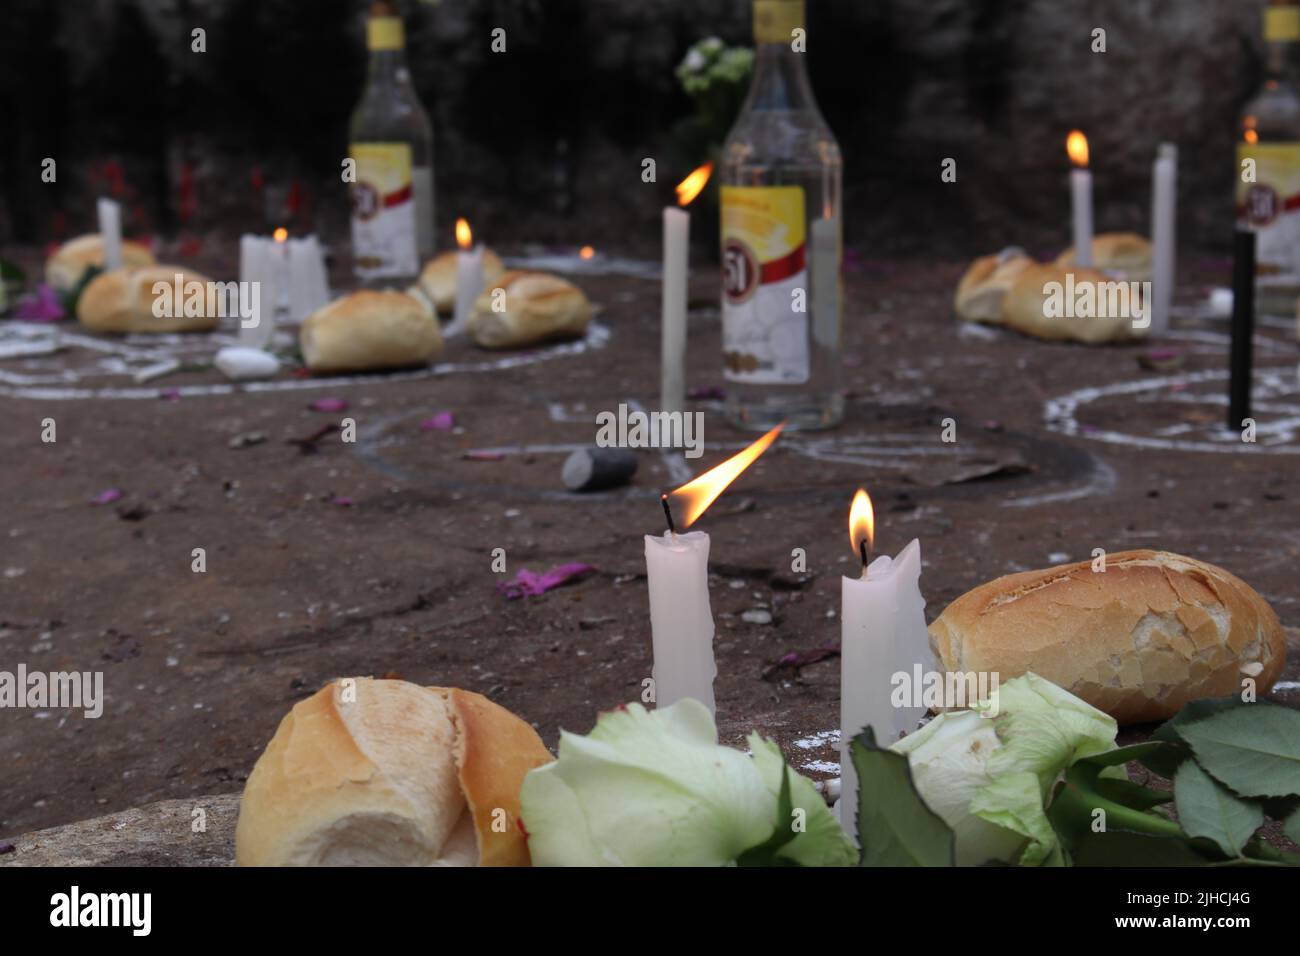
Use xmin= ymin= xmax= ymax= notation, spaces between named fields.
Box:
xmin=0 ymin=320 xmax=611 ymax=401
xmin=1045 ymin=363 xmax=1300 ymax=455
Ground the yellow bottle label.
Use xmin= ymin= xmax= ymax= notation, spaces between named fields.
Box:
xmin=367 ymin=16 xmax=405 ymax=51
xmin=721 ymin=185 xmax=809 ymax=384
xmin=349 ymin=142 xmax=417 ymax=277
xmin=754 ymin=0 xmax=804 ymax=44
xmin=1236 ymin=142 xmax=1300 ymax=277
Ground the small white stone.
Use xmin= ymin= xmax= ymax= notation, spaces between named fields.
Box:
xmin=1207 ymin=287 xmax=1233 ymax=319
xmin=215 ymin=346 xmax=280 ymax=381
xmin=741 ymin=608 xmax=772 ymax=625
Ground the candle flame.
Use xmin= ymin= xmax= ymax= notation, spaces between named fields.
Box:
xmin=456 ymin=217 xmax=473 ymax=250
xmin=848 ymin=488 xmax=874 ymax=560
xmin=1245 ymin=128 xmax=1259 ymax=145
xmin=579 ymin=245 xmax=595 ymax=260
xmin=1066 ymin=130 xmax=1089 ymax=168
xmin=668 ymin=423 xmax=783 ymax=527
xmin=675 ymin=162 xmax=714 ymax=207
xmin=273 ymin=227 xmax=288 ymax=243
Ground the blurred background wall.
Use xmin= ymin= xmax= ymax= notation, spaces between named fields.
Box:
xmin=0 ymin=0 xmax=1272 ymax=259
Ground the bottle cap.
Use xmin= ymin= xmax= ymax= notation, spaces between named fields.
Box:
xmin=754 ymin=0 xmax=804 ymax=45
xmin=1265 ymin=6 xmax=1300 ymax=42
xmin=367 ymin=16 xmax=405 ymax=51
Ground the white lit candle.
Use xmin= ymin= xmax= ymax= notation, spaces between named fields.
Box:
xmin=1067 ymin=130 xmax=1093 ymax=268
xmin=1150 ymin=143 xmax=1178 ymax=333
xmin=97 ymin=198 xmax=123 ymax=271
xmin=839 ymin=488 xmax=932 ymax=845
xmin=661 ymin=163 xmax=712 ymax=415
xmin=645 ymin=423 xmax=783 ymax=714
xmin=452 ymin=217 xmax=485 ymax=331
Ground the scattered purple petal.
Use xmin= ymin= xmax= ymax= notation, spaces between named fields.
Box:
xmin=0 ymin=842 xmax=15 ymax=855
xmin=761 ymin=643 xmax=840 ymax=680
xmin=91 ymin=488 xmax=123 ymax=506
xmin=463 ymin=450 xmax=505 ymax=461
xmin=328 ymin=495 xmax=354 ymax=507
xmin=420 ymin=411 xmax=455 ymax=431
xmin=497 ymin=563 xmax=596 ymax=599
xmin=158 ymin=388 xmax=181 ymax=402
xmin=687 ymin=386 xmax=726 ymax=401
xmin=13 ymin=284 xmax=65 ymax=322
xmin=309 ymin=397 xmax=348 ymax=412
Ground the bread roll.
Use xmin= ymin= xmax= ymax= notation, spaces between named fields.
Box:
xmin=928 ymin=550 xmax=1285 ymax=725
xmin=1055 ymin=232 xmax=1152 ymax=281
xmin=46 ymin=234 xmax=155 ymax=293
xmin=416 ymin=248 xmax=506 ymax=314
xmin=1001 ymin=263 xmax=1148 ymax=343
xmin=77 ymin=266 xmax=220 ymax=333
xmin=236 ymin=678 xmax=553 ymax=866
xmin=300 ymin=290 xmax=442 ymax=373
xmin=468 ymin=270 xmax=592 ymax=349
xmin=954 ymin=247 xmax=1034 ymax=323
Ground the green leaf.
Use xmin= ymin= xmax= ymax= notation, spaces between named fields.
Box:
xmin=1173 ymin=761 xmax=1264 ymax=857
xmin=1094 ymin=776 xmax=1173 ymax=810
xmin=1284 ymin=809 xmax=1300 ymax=847
xmin=1144 ymin=698 xmax=1243 ymax=778
xmin=1075 ymin=741 xmax=1166 ymax=770
xmin=1177 ymin=702 xmax=1300 ymax=798
xmin=60 ymin=263 xmax=103 ymax=317
xmin=0 ymin=258 xmax=25 ymax=281
xmin=852 ymin=727 xmax=954 ymax=867
xmin=1072 ymin=830 xmax=1213 ymax=866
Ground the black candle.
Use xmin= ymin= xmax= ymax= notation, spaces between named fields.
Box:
xmin=1228 ymin=228 xmax=1255 ymax=431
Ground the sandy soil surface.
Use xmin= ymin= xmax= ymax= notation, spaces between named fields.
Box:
xmin=1 ymin=252 xmax=1297 ymax=840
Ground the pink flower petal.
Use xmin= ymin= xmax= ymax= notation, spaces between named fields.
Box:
xmin=419 ymin=411 xmax=455 ymax=431
xmin=328 ymin=495 xmax=354 ymax=507
xmin=91 ymin=488 xmax=123 ymax=505
xmin=13 ymin=284 xmax=65 ymax=323
xmin=309 ymin=398 xmax=348 ymax=412
xmin=497 ymin=563 xmax=595 ymax=599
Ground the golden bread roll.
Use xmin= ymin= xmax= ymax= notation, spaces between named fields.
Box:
xmin=300 ymin=290 xmax=442 ymax=373
xmin=416 ymin=248 xmax=506 ymax=314
xmin=46 ymin=233 xmax=156 ymax=293
xmin=1001 ymin=263 xmax=1148 ymax=343
xmin=1055 ymin=231 xmax=1152 ymax=280
xmin=77 ymin=266 xmax=220 ymax=333
xmin=954 ymin=247 xmax=1035 ymax=323
xmin=928 ymin=550 xmax=1285 ymax=725
xmin=468 ymin=270 xmax=592 ymax=349
xmin=236 ymin=679 xmax=553 ymax=866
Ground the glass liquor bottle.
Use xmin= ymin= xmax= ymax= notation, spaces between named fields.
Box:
xmin=720 ymin=0 xmax=843 ymax=431
xmin=1238 ymin=0 xmax=1300 ymax=315
xmin=348 ymin=0 xmax=435 ymax=285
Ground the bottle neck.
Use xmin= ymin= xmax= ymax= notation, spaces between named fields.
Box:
xmin=1265 ymin=39 xmax=1295 ymax=82
xmin=747 ymin=1 xmax=814 ymax=111
xmin=365 ymin=16 xmax=410 ymax=87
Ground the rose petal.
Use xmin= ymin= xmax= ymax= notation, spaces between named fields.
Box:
xmin=309 ymin=397 xmax=348 ymax=412
xmin=419 ymin=411 xmax=455 ymax=431
xmin=91 ymin=488 xmax=123 ymax=506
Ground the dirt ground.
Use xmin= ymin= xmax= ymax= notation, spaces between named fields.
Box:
xmin=1 ymin=249 xmax=1298 ymax=841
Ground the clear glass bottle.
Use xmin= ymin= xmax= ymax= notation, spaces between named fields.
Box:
xmin=349 ymin=0 xmax=434 ymax=286
xmin=720 ymin=0 xmax=843 ymax=431
xmin=1238 ymin=0 xmax=1300 ymax=314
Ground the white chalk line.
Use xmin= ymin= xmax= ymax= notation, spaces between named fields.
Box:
xmin=0 ymin=322 xmax=611 ymax=401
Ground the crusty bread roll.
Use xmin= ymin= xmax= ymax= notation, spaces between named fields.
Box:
xmin=1001 ymin=263 xmax=1148 ymax=343
xmin=1055 ymin=232 xmax=1152 ymax=280
xmin=416 ymin=248 xmax=506 ymax=314
xmin=928 ymin=550 xmax=1285 ymax=725
xmin=300 ymin=290 xmax=442 ymax=373
xmin=46 ymin=233 xmax=155 ymax=293
xmin=468 ymin=270 xmax=592 ymax=349
xmin=236 ymin=678 xmax=553 ymax=866
xmin=954 ymin=247 xmax=1035 ymax=323
xmin=77 ymin=266 xmax=219 ymax=333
